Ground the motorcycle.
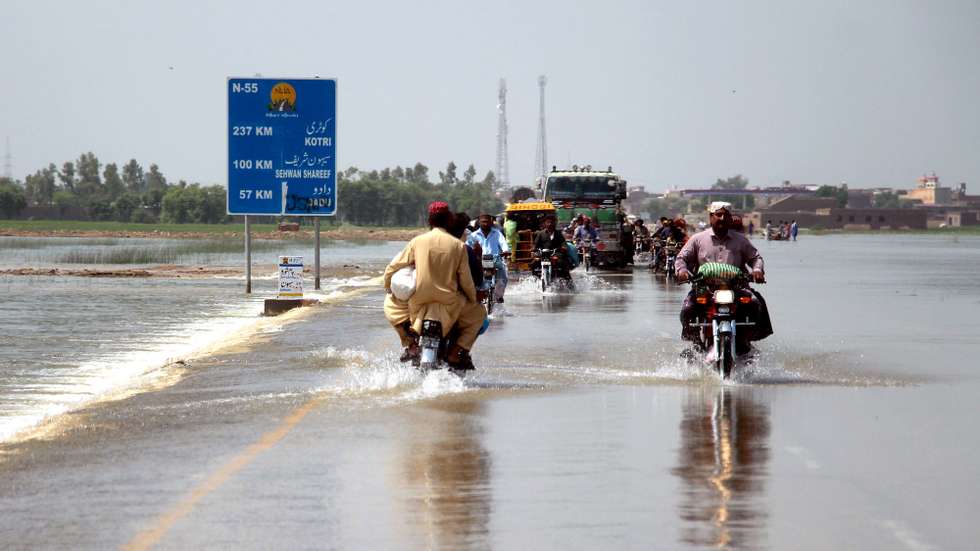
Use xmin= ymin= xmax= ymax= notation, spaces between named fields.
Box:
xmin=417 ymin=319 xmax=473 ymax=377
xmin=633 ymin=234 xmax=652 ymax=263
xmin=577 ymin=240 xmax=594 ymax=272
xmin=481 ymin=253 xmax=498 ymax=315
xmin=684 ymin=263 xmax=762 ymax=379
xmin=536 ymin=248 xmax=556 ymax=292
xmin=663 ymin=238 xmax=680 ymax=282
xmin=648 ymin=237 xmax=664 ymax=271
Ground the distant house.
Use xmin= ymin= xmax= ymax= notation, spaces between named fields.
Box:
xmin=905 ymin=172 xmax=953 ymax=205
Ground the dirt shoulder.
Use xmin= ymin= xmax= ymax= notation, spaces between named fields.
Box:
xmin=0 ymin=227 xmax=424 ymax=241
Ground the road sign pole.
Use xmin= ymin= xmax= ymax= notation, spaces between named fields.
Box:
xmin=245 ymin=215 xmax=252 ymax=294
xmin=314 ymin=217 xmax=321 ymax=290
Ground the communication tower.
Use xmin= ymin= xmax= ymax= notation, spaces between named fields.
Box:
xmin=534 ymin=75 xmax=549 ymax=184
xmin=495 ymin=79 xmax=510 ymax=189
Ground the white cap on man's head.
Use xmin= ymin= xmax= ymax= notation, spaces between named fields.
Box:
xmin=707 ymin=201 xmax=733 ymax=214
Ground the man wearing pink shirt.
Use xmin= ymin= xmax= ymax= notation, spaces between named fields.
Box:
xmin=676 ymin=202 xmax=773 ymax=353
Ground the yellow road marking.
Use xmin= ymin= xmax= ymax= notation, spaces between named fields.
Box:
xmin=122 ymin=395 xmax=325 ymax=551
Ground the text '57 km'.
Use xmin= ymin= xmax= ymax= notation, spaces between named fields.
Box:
xmin=239 ymin=190 xmax=273 ymax=199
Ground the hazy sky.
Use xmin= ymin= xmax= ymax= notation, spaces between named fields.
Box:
xmin=3 ymin=0 xmax=978 ymax=192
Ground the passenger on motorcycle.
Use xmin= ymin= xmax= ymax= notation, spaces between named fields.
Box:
xmin=574 ymin=217 xmax=598 ymax=248
xmin=466 ymin=213 xmax=511 ymax=304
xmin=675 ymin=202 xmax=773 ymax=354
xmin=383 ymin=202 xmax=484 ymax=368
xmin=533 ymin=214 xmax=572 ymax=280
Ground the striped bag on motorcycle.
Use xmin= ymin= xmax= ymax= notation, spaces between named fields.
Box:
xmin=697 ymin=262 xmax=743 ymax=281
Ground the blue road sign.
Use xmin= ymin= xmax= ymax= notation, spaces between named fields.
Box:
xmin=227 ymin=78 xmax=337 ymax=216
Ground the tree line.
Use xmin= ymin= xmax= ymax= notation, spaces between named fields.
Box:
xmin=0 ymin=154 xmax=505 ymax=225
xmin=0 ymin=153 xmax=227 ymax=223
xmin=337 ymin=161 xmax=503 ymax=226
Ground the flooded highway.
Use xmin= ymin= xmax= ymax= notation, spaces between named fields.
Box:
xmin=0 ymin=233 xmax=978 ymax=550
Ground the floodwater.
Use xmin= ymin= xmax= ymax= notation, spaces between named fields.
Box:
xmin=0 ymin=234 xmax=977 ymax=550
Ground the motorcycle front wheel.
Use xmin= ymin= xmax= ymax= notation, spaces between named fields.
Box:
xmin=484 ymin=284 xmax=494 ymax=315
xmin=717 ymin=333 xmax=734 ymax=379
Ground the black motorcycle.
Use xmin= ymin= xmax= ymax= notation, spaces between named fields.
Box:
xmin=481 ymin=254 xmax=498 ymax=315
xmin=417 ymin=319 xmax=473 ymax=377
xmin=683 ymin=263 xmax=763 ymax=379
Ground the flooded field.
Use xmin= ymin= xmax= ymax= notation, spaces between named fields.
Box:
xmin=0 ymin=234 xmax=977 ymax=550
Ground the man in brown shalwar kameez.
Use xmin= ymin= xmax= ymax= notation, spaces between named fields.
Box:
xmin=383 ymin=202 xmax=483 ymax=367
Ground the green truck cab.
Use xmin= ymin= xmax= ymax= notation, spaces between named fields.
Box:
xmin=542 ymin=166 xmax=630 ymax=269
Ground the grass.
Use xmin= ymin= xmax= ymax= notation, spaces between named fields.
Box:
xmin=51 ymin=240 xmax=287 ymax=264
xmin=0 ymin=237 xmax=120 ymax=249
xmin=58 ymin=247 xmax=179 ymax=264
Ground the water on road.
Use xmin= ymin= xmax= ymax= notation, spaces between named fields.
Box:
xmin=0 ymin=233 xmax=977 ymax=550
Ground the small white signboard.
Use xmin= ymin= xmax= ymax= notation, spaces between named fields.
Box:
xmin=278 ymin=256 xmax=304 ymax=298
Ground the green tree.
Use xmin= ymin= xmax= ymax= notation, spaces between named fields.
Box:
xmin=408 ymin=162 xmax=430 ymax=184
xmin=438 ymin=161 xmax=458 ymax=187
xmin=103 ymin=163 xmax=124 ymax=199
xmin=75 ymin=152 xmax=104 ymax=206
xmin=481 ymin=170 xmax=497 ymax=189
xmin=111 ymin=192 xmax=142 ymax=222
xmin=59 ymin=161 xmax=76 ymax=192
xmin=815 ymin=184 xmax=848 ymax=207
xmin=122 ymin=159 xmax=145 ymax=193
xmin=462 ymin=164 xmax=477 ymax=185
xmin=0 ymin=178 xmax=27 ymax=218
xmin=52 ymin=190 xmax=79 ymax=213
xmin=644 ymin=194 xmax=693 ymax=219
xmin=201 ymin=185 xmax=230 ymax=223
xmin=873 ymin=191 xmax=903 ymax=209
xmin=709 ymin=174 xmax=754 ymax=209
xmin=146 ymin=164 xmax=167 ymax=193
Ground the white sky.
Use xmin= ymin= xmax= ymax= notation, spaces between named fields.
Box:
xmin=2 ymin=0 xmax=978 ymax=192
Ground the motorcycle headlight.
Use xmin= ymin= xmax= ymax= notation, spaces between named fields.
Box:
xmin=714 ymin=289 xmax=735 ymax=304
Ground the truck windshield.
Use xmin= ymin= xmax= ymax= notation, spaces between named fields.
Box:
xmin=547 ymin=176 xmax=615 ymax=198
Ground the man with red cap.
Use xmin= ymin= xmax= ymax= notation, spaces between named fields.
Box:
xmin=384 ymin=201 xmax=483 ymax=367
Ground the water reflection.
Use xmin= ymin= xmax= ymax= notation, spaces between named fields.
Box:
xmin=400 ymin=399 xmax=492 ymax=549
xmin=540 ymin=293 xmax=575 ymax=313
xmin=673 ymin=387 xmax=770 ymax=549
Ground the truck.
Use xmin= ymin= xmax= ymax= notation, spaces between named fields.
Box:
xmin=541 ymin=166 xmax=630 ymax=269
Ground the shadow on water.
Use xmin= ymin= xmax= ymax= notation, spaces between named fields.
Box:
xmin=400 ymin=399 xmax=492 ymax=549
xmin=673 ymin=387 xmax=770 ymax=549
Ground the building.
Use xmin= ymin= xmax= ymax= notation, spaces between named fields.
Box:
xmin=904 ymin=172 xmax=953 ymax=205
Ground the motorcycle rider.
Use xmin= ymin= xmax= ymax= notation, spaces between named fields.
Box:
xmin=632 ymin=218 xmax=651 ymax=252
xmin=466 ymin=213 xmax=511 ymax=303
xmin=574 ymin=216 xmax=599 ymax=248
xmin=650 ymin=218 xmax=684 ymax=269
xmin=676 ymin=202 xmax=773 ymax=354
xmin=384 ymin=202 xmax=483 ymax=368
xmin=533 ymin=214 xmax=571 ymax=280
